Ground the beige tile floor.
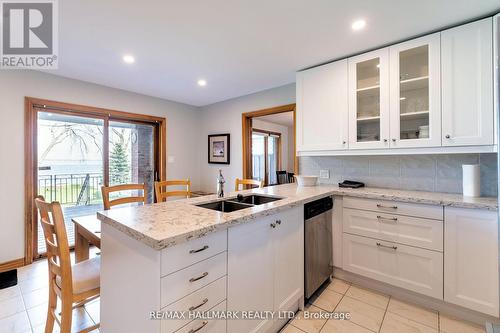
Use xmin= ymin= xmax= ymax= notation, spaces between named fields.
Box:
xmin=0 ymin=249 xmax=100 ymax=333
xmin=282 ymin=278 xmax=487 ymax=333
xmin=0 ymin=255 xmax=488 ymax=333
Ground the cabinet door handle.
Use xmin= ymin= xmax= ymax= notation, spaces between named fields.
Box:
xmin=189 ymin=245 xmax=209 ymax=254
xmin=377 ymin=215 xmax=398 ymax=222
xmin=189 ymin=272 xmax=208 ymax=283
xmin=270 ymin=222 xmax=276 ymax=228
xmin=343 ymin=141 xmax=347 ymax=145
xmin=189 ymin=321 xmax=208 ymax=333
xmin=376 ymin=242 xmax=397 ymax=250
xmin=189 ymin=298 xmax=209 ymax=311
xmin=445 ymin=134 xmax=451 ymax=139
xmin=392 ymin=138 xmax=397 ymax=142
xmin=376 ymin=204 xmax=398 ymax=209
xmin=276 ymin=220 xmax=281 ymax=225
xmin=383 ymin=139 xmax=388 ymax=142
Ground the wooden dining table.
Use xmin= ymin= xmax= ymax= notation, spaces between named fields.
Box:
xmin=72 ymin=215 xmax=101 ymax=263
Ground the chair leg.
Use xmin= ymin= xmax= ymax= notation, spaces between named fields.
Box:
xmin=45 ymin=288 xmax=57 ymax=333
xmin=59 ymin=299 xmax=73 ymax=333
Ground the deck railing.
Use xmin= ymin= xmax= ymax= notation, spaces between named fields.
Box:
xmin=38 ymin=173 xmax=103 ymax=205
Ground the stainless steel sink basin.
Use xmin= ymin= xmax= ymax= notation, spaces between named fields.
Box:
xmin=234 ymin=194 xmax=283 ymax=205
xmin=195 ymin=194 xmax=282 ymax=213
xmin=195 ymin=200 xmax=253 ymax=212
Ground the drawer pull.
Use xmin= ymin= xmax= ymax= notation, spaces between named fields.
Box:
xmin=377 ymin=204 xmax=398 ymax=209
xmin=189 ymin=272 xmax=208 ymax=283
xmin=376 ymin=215 xmax=398 ymax=222
xmin=189 ymin=321 xmax=208 ymax=333
xmin=276 ymin=220 xmax=281 ymax=225
xmin=270 ymin=222 xmax=276 ymax=228
xmin=189 ymin=245 xmax=209 ymax=254
xmin=376 ymin=242 xmax=397 ymax=250
xmin=189 ymin=298 xmax=209 ymax=311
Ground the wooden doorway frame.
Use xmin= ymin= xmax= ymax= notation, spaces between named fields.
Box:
xmin=24 ymin=97 xmax=167 ymax=264
xmin=241 ymin=103 xmax=297 ymax=181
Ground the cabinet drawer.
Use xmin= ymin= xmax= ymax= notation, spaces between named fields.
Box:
xmin=161 ymin=277 xmax=226 ymax=333
xmin=161 ymin=231 xmax=227 ymax=276
xmin=343 ymin=197 xmax=443 ymax=220
xmin=343 ymin=208 xmax=443 ymax=251
xmin=343 ymin=233 xmax=443 ymax=299
xmin=162 ymin=301 xmax=227 ymax=333
xmin=161 ymin=252 xmax=227 ymax=307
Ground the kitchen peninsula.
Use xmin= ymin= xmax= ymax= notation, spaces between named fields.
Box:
xmin=97 ymin=183 xmax=498 ymax=333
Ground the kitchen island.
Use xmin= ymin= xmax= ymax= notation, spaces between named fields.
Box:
xmin=97 ymin=184 xmax=498 ymax=332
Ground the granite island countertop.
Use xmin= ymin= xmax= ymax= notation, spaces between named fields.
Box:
xmin=97 ymin=183 xmax=498 ymax=250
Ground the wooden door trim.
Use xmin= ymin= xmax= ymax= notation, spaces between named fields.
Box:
xmin=24 ymin=97 xmax=167 ymax=264
xmin=241 ymin=103 xmax=297 ymax=180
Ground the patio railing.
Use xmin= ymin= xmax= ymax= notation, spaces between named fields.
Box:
xmin=38 ymin=173 xmax=103 ymax=206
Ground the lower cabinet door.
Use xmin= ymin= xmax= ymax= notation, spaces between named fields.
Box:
xmin=227 ymin=217 xmax=274 ymax=333
xmin=444 ymin=207 xmax=499 ymax=316
xmin=272 ymin=207 xmax=304 ymax=332
xmin=343 ymin=233 xmax=443 ymax=299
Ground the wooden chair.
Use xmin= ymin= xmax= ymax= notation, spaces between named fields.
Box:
xmin=35 ymin=196 xmax=100 ymax=333
xmin=154 ymin=179 xmax=191 ymax=202
xmin=276 ymin=171 xmax=288 ymax=184
xmin=101 ymin=183 xmax=146 ymax=210
xmin=235 ymin=178 xmax=264 ymax=191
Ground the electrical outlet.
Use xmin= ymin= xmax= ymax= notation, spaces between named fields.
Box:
xmin=319 ymin=170 xmax=330 ymax=179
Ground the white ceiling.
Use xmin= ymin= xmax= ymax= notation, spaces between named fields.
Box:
xmin=52 ymin=1 xmax=500 ymax=106
xmin=256 ymin=112 xmax=294 ymax=127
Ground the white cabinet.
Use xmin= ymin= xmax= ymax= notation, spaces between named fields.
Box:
xmin=296 ymin=60 xmax=349 ymax=151
xmin=348 ymin=48 xmax=390 ymax=149
xmin=227 ymin=215 xmax=274 ymax=333
xmin=389 ymin=33 xmax=442 ymax=148
xmin=441 ymin=18 xmax=494 ymax=146
xmin=444 ymin=207 xmax=499 ymax=316
xmin=228 ymin=207 xmax=303 ymax=333
xmin=343 ymin=233 xmax=443 ymax=299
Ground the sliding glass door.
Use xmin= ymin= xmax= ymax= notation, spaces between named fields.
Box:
xmin=34 ymin=107 xmax=161 ymax=257
xmin=251 ymin=130 xmax=281 ymax=186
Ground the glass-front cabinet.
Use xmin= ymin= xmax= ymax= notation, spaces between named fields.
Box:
xmin=389 ymin=33 xmax=441 ymax=148
xmin=348 ymin=49 xmax=390 ymax=149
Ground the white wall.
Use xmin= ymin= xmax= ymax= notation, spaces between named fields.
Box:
xmin=0 ymin=70 xmax=201 ymax=263
xmin=198 ymin=84 xmax=295 ymax=192
xmin=252 ymin=118 xmax=291 ymax=172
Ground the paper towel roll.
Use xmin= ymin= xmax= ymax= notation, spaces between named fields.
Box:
xmin=462 ymin=164 xmax=480 ymax=197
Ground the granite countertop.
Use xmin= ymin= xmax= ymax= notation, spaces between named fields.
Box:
xmin=97 ymin=183 xmax=498 ymax=250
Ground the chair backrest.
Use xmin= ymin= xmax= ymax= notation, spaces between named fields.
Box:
xmin=154 ymin=179 xmax=191 ymax=202
xmin=288 ymin=172 xmax=295 ymax=183
xmin=235 ymin=178 xmax=264 ymax=191
xmin=276 ymin=171 xmax=288 ymax=185
xmin=101 ymin=183 xmax=146 ymax=210
xmin=35 ymin=196 xmax=73 ymax=296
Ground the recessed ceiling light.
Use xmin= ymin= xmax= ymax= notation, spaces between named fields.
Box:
xmin=351 ymin=19 xmax=366 ymax=31
xmin=123 ymin=55 xmax=135 ymax=64
xmin=197 ymin=79 xmax=207 ymax=87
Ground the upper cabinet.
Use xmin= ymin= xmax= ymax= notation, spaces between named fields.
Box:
xmin=441 ymin=18 xmax=494 ymax=146
xmin=348 ymin=48 xmax=390 ymax=149
xmin=296 ymin=18 xmax=495 ymax=155
xmin=296 ymin=60 xmax=348 ymax=152
xmin=389 ymin=34 xmax=442 ymax=148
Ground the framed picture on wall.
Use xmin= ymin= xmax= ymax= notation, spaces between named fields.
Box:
xmin=208 ymin=134 xmax=230 ymax=164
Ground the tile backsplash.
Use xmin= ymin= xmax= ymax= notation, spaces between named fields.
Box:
xmin=299 ymin=153 xmax=498 ymax=197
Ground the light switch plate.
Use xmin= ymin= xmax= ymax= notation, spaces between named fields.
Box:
xmin=168 ymin=156 xmax=175 ymax=163
xmin=319 ymin=170 xmax=330 ymax=179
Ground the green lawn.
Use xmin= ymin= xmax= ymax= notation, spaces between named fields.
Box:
xmin=38 ymin=184 xmax=103 ymax=206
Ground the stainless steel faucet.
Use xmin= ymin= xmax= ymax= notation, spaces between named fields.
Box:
xmin=216 ymin=169 xmax=225 ymax=198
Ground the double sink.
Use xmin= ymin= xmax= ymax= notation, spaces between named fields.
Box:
xmin=195 ymin=194 xmax=283 ymax=212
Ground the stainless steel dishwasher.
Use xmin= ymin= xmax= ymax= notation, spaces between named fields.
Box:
xmin=304 ymin=196 xmax=333 ymax=299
